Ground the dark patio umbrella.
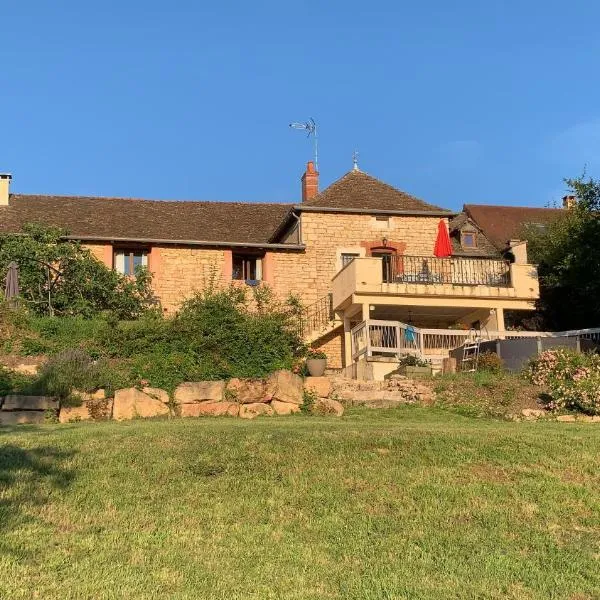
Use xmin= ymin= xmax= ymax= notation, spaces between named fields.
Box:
xmin=4 ymin=261 xmax=20 ymax=308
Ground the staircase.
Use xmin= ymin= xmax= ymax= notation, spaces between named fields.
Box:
xmin=298 ymin=293 xmax=341 ymax=342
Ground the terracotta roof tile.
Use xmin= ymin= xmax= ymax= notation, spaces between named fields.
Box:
xmin=464 ymin=204 xmax=564 ymax=250
xmin=0 ymin=195 xmax=295 ymax=245
xmin=303 ymin=170 xmax=451 ymax=213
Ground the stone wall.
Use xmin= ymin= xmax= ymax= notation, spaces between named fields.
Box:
xmin=312 ymin=328 xmax=344 ymax=370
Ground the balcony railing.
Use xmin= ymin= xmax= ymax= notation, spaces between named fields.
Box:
xmin=382 ymin=255 xmax=511 ymax=287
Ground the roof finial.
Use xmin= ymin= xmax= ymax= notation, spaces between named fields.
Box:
xmin=352 ymin=150 xmax=359 ymax=172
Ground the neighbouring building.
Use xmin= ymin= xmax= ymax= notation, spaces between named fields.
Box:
xmin=0 ymin=164 xmax=541 ymax=375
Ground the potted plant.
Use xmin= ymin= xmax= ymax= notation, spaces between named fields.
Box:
xmin=306 ymin=349 xmax=327 ymax=377
xmin=397 ymin=353 xmax=432 ymax=378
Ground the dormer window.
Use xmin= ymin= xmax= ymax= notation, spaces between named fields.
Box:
xmin=461 ymin=232 xmax=476 ymax=248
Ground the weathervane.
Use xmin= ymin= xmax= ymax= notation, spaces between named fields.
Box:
xmin=352 ymin=150 xmax=359 ymax=171
xmin=289 ymin=117 xmax=318 ymax=171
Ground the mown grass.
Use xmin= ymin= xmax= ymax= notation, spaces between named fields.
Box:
xmin=1 ymin=407 xmax=599 ymax=599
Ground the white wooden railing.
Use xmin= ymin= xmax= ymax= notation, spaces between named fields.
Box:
xmin=350 ymin=320 xmax=600 ymax=361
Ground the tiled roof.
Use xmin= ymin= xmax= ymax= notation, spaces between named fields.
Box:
xmin=464 ymin=204 xmax=564 ymax=250
xmin=0 ymin=195 xmax=295 ymax=246
xmin=448 ymin=213 xmax=500 ymax=257
xmin=302 ymin=170 xmax=451 ymax=214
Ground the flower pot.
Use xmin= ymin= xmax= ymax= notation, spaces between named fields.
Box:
xmin=306 ymin=358 xmax=327 ymax=377
xmin=399 ymin=365 xmax=432 ymax=378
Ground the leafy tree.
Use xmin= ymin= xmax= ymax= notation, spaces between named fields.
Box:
xmin=0 ymin=223 xmax=157 ymax=318
xmin=524 ymin=176 xmax=600 ymax=330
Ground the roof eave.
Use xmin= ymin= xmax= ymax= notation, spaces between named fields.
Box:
xmin=63 ymin=235 xmax=305 ymax=251
xmin=295 ymin=205 xmax=456 ymax=217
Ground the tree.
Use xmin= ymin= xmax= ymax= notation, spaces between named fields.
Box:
xmin=524 ymin=176 xmax=600 ymax=330
xmin=0 ymin=223 xmax=157 ymax=318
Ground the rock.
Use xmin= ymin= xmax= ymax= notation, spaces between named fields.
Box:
xmin=12 ymin=363 xmax=39 ymax=376
xmin=556 ymin=415 xmax=577 ymax=422
xmin=225 ymin=378 xmax=268 ymax=403
xmin=113 ymin=388 xmax=170 ymax=420
xmin=181 ymin=401 xmax=239 ymax=417
xmin=0 ymin=411 xmax=47 ymax=425
xmin=312 ymin=398 xmax=344 ymax=417
xmin=304 ymin=376 xmax=331 ymax=398
xmin=266 ymin=370 xmax=303 ymax=405
xmin=174 ymin=381 xmax=225 ymax=404
xmin=239 ymin=403 xmax=274 ymax=419
xmin=2 ymin=395 xmax=58 ymax=411
xmin=73 ymin=389 xmax=106 ymax=402
xmin=142 ymin=387 xmax=170 ymax=404
xmin=521 ymin=409 xmax=546 ymax=420
xmin=271 ymin=400 xmax=301 ymax=415
xmin=59 ymin=398 xmax=113 ymax=423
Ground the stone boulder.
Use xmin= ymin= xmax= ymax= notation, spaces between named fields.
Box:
xmin=0 ymin=411 xmax=47 ymax=425
xmin=174 ymin=381 xmax=225 ymax=404
xmin=304 ymin=376 xmax=331 ymax=398
xmin=312 ymin=398 xmax=344 ymax=417
xmin=142 ymin=387 xmax=170 ymax=404
xmin=2 ymin=395 xmax=58 ymax=411
xmin=113 ymin=388 xmax=170 ymax=420
xmin=521 ymin=408 xmax=546 ymax=420
xmin=181 ymin=401 xmax=239 ymax=417
xmin=271 ymin=400 xmax=301 ymax=415
xmin=226 ymin=378 xmax=268 ymax=403
xmin=266 ymin=370 xmax=303 ymax=405
xmin=239 ymin=403 xmax=274 ymax=419
xmin=59 ymin=398 xmax=114 ymax=423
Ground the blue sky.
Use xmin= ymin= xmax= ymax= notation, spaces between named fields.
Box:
xmin=2 ymin=1 xmax=600 ymax=211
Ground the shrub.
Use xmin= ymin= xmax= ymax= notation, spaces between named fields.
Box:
xmin=306 ymin=349 xmax=327 ymax=360
xmin=526 ymin=348 xmax=600 ymax=414
xmin=398 ymin=353 xmax=430 ymax=367
xmin=477 ymin=352 xmax=504 ymax=374
xmin=35 ymin=349 xmax=127 ymax=401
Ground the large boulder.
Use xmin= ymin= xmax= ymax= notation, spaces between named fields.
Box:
xmin=304 ymin=376 xmax=331 ymax=398
xmin=312 ymin=398 xmax=344 ymax=417
xmin=226 ymin=378 xmax=268 ymax=403
xmin=239 ymin=403 xmax=274 ymax=419
xmin=271 ymin=400 xmax=301 ymax=415
xmin=113 ymin=388 xmax=170 ymax=420
xmin=0 ymin=411 xmax=47 ymax=425
xmin=2 ymin=395 xmax=58 ymax=411
xmin=181 ymin=401 xmax=239 ymax=417
xmin=142 ymin=387 xmax=170 ymax=404
xmin=266 ymin=370 xmax=303 ymax=405
xmin=59 ymin=398 xmax=113 ymax=423
xmin=174 ymin=381 xmax=225 ymax=404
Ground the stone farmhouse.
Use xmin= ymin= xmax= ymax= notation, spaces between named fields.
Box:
xmin=0 ymin=163 xmax=546 ymax=375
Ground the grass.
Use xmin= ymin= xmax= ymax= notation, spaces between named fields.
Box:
xmin=1 ymin=407 xmax=599 ymax=599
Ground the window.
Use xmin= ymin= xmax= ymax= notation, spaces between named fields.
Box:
xmin=232 ymin=253 xmax=263 ymax=282
xmin=375 ymin=216 xmax=389 ymax=222
xmin=114 ymin=249 xmax=148 ymax=276
xmin=461 ymin=232 xmax=477 ymax=248
xmin=341 ymin=253 xmax=359 ymax=267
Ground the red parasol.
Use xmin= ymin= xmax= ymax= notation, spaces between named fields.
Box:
xmin=433 ymin=219 xmax=452 ymax=258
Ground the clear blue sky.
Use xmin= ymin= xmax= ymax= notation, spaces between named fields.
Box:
xmin=2 ymin=1 xmax=600 ymax=211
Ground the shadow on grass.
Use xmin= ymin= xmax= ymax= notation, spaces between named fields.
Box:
xmin=0 ymin=435 xmax=75 ymax=555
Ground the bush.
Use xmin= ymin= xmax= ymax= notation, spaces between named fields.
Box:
xmin=35 ymin=349 xmax=128 ymax=401
xmin=526 ymin=348 xmax=600 ymax=414
xmin=477 ymin=352 xmax=504 ymax=374
xmin=398 ymin=353 xmax=430 ymax=367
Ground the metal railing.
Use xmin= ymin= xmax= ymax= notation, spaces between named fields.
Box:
xmin=383 ymin=255 xmax=511 ymax=286
xmin=298 ymin=293 xmax=334 ymax=339
xmin=350 ymin=319 xmax=600 ymax=361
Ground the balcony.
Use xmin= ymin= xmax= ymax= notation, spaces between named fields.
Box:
xmin=332 ymin=256 xmax=539 ymax=311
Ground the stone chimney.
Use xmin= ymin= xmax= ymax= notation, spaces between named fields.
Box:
xmin=562 ymin=195 xmax=577 ymax=209
xmin=0 ymin=173 xmax=12 ymax=206
xmin=301 ymin=161 xmax=319 ymax=202
xmin=508 ymin=239 xmax=528 ymax=264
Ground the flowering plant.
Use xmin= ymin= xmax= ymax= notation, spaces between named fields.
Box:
xmin=306 ymin=348 xmax=327 ymax=360
xmin=526 ymin=348 xmax=600 ymax=414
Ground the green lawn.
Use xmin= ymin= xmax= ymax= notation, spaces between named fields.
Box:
xmin=1 ymin=407 xmax=599 ymax=599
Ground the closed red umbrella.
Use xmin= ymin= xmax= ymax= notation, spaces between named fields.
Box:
xmin=433 ymin=219 xmax=452 ymax=258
